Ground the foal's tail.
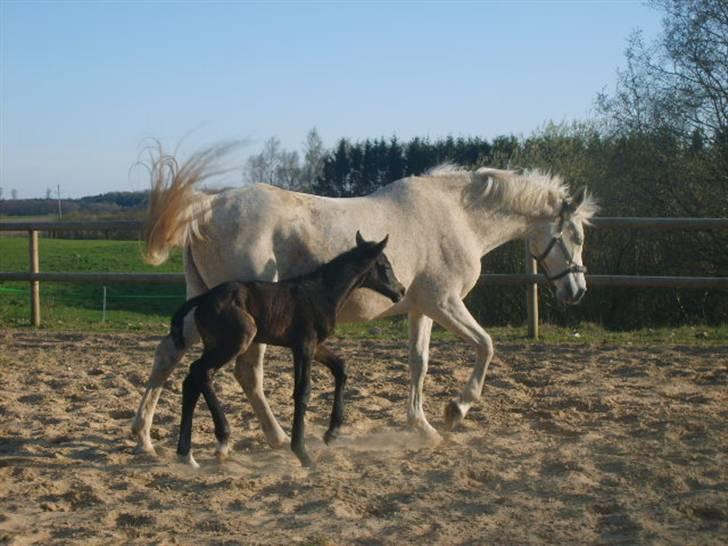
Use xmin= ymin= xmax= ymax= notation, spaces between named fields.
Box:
xmin=142 ymin=142 xmax=240 ymax=266
xmin=170 ymin=294 xmax=207 ymax=350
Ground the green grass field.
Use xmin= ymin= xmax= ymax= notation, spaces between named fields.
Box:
xmin=0 ymin=237 xmax=185 ymax=331
xmin=1 ymin=237 xmax=726 ymax=345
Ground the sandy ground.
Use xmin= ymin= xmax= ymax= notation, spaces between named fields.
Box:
xmin=0 ymin=329 xmax=726 ymax=545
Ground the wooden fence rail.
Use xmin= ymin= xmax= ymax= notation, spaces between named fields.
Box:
xmin=1 ymin=218 xmax=726 ymax=335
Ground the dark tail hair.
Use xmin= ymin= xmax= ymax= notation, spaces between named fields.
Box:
xmin=170 ymin=294 xmax=207 ymax=349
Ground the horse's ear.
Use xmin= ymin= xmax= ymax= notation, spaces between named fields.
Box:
xmin=573 ymin=186 xmax=588 ymax=208
xmin=356 ymin=230 xmax=365 ymax=246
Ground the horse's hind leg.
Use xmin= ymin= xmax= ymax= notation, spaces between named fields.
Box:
xmin=233 ymin=343 xmax=289 ymax=449
xmin=406 ymin=311 xmax=440 ymax=439
xmin=426 ymin=297 xmax=493 ymax=430
xmin=314 ymin=344 xmax=347 ymax=444
xmin=131 ymin=312 xmax=200 ymax=455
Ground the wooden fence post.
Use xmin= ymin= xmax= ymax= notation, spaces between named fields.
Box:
xmin=525 ymin=241 xmax=539 ymax=339
xmin=29 ymin=230 xmax=41 ymax=327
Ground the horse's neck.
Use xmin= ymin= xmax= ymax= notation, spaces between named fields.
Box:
xmin=408 ymin=176 xmax=539 ymax=257
xmin=476 ymin=212 xmax=532 ymax=255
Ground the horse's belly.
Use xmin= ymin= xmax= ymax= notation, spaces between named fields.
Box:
xmin=337 ymin=290 xmax=403 ymax=323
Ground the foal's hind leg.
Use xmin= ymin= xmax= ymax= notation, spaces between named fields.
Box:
xmin=314 ymin=344 xmax=347 ymax=445
xmin=131 ymin=313 xmax=200 ymax=454
xmin=178 ymin=344 xmax=243 ymax=468
xmin=207 ymin=334 xmax=256 ymax=461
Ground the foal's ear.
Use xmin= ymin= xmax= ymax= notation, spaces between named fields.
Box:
xmin=355 ymin=230 xmax=365 ymax=247
xmin=376 ymin=234 xmax=389 ymax=250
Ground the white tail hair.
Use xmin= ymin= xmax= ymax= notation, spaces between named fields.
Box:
xmin=142 ymin=142 xmax=239 ymax=265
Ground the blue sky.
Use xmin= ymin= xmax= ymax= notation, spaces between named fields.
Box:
xmin=1 ymin=1 xmax=662 ymax=198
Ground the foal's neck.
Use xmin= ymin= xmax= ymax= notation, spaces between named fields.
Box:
xmin=317 ymin=261 xmax=370 ymax=316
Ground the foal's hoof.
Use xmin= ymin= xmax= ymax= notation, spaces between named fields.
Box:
xmin=215 ymin=442 xmax=230 ymax=463
xmin=444 ymin=400 xmax=465 ymax=431
xmin=294 ymin=451 xmax=313 ymax=467
xmin=323 ymin=429 xmax=339 ymax=445
xmin=178 ymin=451 xmax=200 ymax=469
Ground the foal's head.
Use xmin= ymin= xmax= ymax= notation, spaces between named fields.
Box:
xmin=324 ymin=232 xmax=405 ymax=304
xmin=355 ymin=231 xmax=406 ymax=303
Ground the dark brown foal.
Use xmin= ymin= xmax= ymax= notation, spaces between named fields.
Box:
xmin=170 ymin=232 xmax=405 ymax=467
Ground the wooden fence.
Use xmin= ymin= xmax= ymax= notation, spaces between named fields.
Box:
xmin=1 ymin=218 xmax=727 ymax=336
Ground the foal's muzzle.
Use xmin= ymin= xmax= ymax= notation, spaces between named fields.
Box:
xmin=379 ymin=283 xmax=406 ymax=303
xmin=387 ymin=285 xmax=406 ymax=303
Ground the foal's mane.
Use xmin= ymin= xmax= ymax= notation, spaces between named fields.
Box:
xmin=423 ymin=164 xmax=597 ymax=222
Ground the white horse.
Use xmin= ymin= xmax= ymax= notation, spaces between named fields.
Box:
xmin=131 ymin=147 xmax=597 ymax=454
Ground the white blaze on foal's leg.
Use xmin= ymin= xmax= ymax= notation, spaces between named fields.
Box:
xmin=179 ymin=450 xmax=200 ymax=469
xmin=215 ymin=440 xmax=230 ymax=462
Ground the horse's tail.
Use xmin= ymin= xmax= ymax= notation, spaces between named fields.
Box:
xmin=142 ymin=142 xmax=240 ymax=266
xmin=170 ymin=293 xmax=207 ymax=349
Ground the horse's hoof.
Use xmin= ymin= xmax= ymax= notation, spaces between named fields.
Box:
xmin=407 ymin=417 xmax=442 ymax=441
xmin=444 ymin=400 xmax=465 ymax=431
xmin=178 ymin=451 xmax=200 ymax=469
xmin=133 ymin=443 xmax=157 ymax=457
xmin=268 ymin=434 xmax=290 ymax=450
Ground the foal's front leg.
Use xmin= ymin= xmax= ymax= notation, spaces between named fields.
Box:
xmin=291 ymin=342 xmax=315 ymax=466
xmin=314 ymin=344 xmax=347 ymax=444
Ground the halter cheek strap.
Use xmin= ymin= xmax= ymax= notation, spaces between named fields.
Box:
xmin=530 ymin=210 xmax=587 ymax=282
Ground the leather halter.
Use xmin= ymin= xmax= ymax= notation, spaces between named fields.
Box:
xmin=530 ymin=204 xmax=587 ymax=282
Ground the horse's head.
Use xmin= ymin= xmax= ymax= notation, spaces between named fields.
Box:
xmin=356 ymin=231 xmax=406 ymax=303
xmin=528 ymin=186 xmax=594 ymax=305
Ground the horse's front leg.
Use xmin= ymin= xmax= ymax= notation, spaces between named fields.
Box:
xmin=314 ymin=344 xmax=347 ymax=444
xmin=291 ymin=343 xmax=314 ymax=466
xmin=426 ymin=297 xmax=494 ymax=430
xmin=406 ymin=311 xmax=440 ymax=440
xmin=233 ymin=343 xmax=289 ymax=449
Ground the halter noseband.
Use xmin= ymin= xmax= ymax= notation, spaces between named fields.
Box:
xmin=530 ymin=204 xmax=587 ymax=282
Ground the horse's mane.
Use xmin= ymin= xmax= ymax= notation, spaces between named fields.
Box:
xmin=423 ymin=164 xmax=598 ymax=222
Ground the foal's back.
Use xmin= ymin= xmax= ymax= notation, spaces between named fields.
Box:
xmin=193 ymin=278 xmax=325 ymax=350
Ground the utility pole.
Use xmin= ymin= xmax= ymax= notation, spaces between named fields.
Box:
xmin=57 ymin=184 xmax=62 ymax=220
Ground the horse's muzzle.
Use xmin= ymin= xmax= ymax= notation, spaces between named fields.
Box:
xmin=564 ymin=285 xmax=586 ymax=305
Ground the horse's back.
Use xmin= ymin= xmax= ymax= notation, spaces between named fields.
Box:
xmin=197 ymin=184 xmax=397 ymax=283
